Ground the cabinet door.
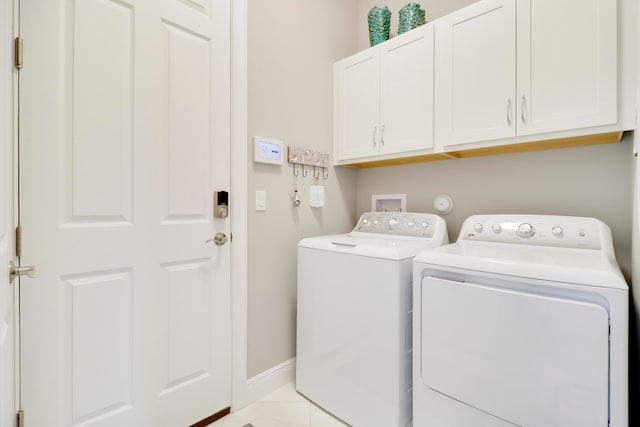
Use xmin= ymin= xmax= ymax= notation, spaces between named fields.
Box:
xmin=435 ymin=0 xmax=516 ymax=148
xmin=380 ymin=25 xmax=434 ymax=155
xmin=516 ymin=0 xmax=617 ymax=136
xmin=334 ymin=49 xmax=380 ymax=161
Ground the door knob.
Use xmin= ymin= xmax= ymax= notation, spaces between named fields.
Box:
xmin=9 ymin=260 xmax=39 ymax=283
xmin=206 ymin=232 xmax=228 ymax=246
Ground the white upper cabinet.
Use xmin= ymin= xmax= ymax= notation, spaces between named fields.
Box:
xmin=334 ymin=24 xmax=434 ymax=162
xmin=334 ymin=48 xmax=380 ymax=160
xmin=435 ymin=0 xmax=617 ymax=150
xmin=516 ymin=0 xmax=617 ymax=136
xmin=435 ymin=0 xmax=517 ymax=146
xmin=379 ymin=26 xmax=435 ymax=155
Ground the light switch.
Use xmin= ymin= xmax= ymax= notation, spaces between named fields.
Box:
xmin=256 ymin=190 xmax=266 ymax=211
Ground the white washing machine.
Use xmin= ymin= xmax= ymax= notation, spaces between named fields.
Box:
xmin=413 ymin=214 xmax=628 ymax=427
xmin=296 ymin=212 xmax=448 ymax=427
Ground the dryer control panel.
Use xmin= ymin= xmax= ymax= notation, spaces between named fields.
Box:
xmin=352 ymin=212 xmax=446 ymax=239
xmin=459 ymin=214 xmax=610 ymax=250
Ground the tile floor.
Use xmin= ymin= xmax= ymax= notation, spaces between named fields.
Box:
xmin=207 ymin=382 xmax=350 ymax=427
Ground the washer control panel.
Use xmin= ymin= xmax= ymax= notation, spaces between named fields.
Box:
xmin=352 ymin=212 xmax=443 ymax=238
xmin=459 ymin=215 xmax=605 ymax=250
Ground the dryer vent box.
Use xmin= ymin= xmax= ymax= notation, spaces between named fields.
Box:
xmin=372 ymin=194 xmax=406 ymax=212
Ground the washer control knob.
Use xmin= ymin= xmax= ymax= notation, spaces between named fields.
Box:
xmin=388 ymin=218 xmax=399 ymax=229
xmin=516 ymin=223 xmax=535 ymax=238
xmin=407 ymin=220 xmax=416 ymax=228
xmin=362 ymin=219 xmax=370 ymax=226
xmin=473 ymin=223 xmax=484 ymax=233
xmin=491 ymin=224 xmax=502 ymax=234
xmin=420 ymin=221 xmax=430 ymax=229
xmin=551 ymin=226 xmax=563 ymax=236
xmin=373 ymin=219 xmax=380 ymax=226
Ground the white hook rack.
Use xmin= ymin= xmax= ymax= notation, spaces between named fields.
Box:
xmin=288 ymin=146 xmax=329 ymax=181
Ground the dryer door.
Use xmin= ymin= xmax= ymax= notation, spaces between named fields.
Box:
xmin=420 ymin=275 xmax=609 ymax=427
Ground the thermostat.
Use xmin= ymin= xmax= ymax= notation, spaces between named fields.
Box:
xmin=253 ymin=136 xmax=283 ymax=165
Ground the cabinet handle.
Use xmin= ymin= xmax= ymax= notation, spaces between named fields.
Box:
xmin=521 ymin=96 xmax=527 ymax=123
xmin=506 ymin=99 xmax=512 ymax=126
xmin=372 ymin=126 xmax=377 ymax=147
xmin=381 ymin=125 xmax=385 ymax=146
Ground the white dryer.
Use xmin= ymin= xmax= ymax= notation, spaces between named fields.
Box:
xmin=296 ymin=212 xmax=448 ymax=427
xmin=413 ymin=215 xmax=628 ymax=427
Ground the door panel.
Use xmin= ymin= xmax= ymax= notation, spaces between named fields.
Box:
xmin=71 ymin=0 xmax=134 ymax=223
xmin=380 ymin=25 xmax=434 ymax=155
xmin=516 ymin=0 xmax=617 ymax=135
xmin=334 ymin=50 xmax=380 ymax=160
xmin=20 ymin=1 xmax=231 ymax=426
xmin=68 ymin=269 xmax=134 ymax=424
xmin=165 ymin=22 xmax=211 ymax=219
xmin=435 ymin=0 xmax=516 ymax=147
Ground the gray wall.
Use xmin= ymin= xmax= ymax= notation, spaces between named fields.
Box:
xmin=356 ymin=138 xmax=634 ymax=279
xmin=247 ymin=0 xmax=359 ymax=377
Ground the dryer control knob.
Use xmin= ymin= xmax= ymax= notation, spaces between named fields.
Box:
xmin=492 ymin=224 xmax=502 ymax=234
xmin=388 ymin=218 xmax=399 ymax=229
xmin=517 ymin=223 xmax=535 ymax=238
xmin=407 ymin=220 xmax=416 ymax=228
xmin=474 ymin=223 xmax=484 ymax=233
xmin=551 ymin=226 xmax=564 ymax=236
xmin=420 ymin=221 xmax=430 ymax=229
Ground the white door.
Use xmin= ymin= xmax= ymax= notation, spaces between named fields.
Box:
xmin=516 ymin=0 xmax=617 ymax=136
xmin=19 ymin=0 xmax=231 ymax=426
xmin=334 ymin=49 xmax=380 ymax=161
xmin=380 ymin=24 xmax=434 ymax=156
xmin=434 ymin=0 xmax=516 ymax=147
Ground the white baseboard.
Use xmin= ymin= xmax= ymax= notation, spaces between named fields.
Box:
xmin=243 ymin=357 xmax=296 ymax=407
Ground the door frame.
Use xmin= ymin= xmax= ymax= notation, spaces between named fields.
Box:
xmin=230 ymin=0 xmax=250 ymax=410
xmin=2 ymin=0 xmax=17 ymax=424
xmin=6 ymin=0 xmax=252 ymax=419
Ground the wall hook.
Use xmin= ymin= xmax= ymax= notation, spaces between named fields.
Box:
xmin=293 ymin=163 xmax=300 ymax=177
xmin=302 ymin=165 xmax=308 ymax=178
xmin=323 ymin=167 xmax=329 ymax=181
xmin=314 ymin=166 xmax=321 ymax=181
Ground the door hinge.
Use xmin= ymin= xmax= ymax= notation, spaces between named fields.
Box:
xmin=14 ymin=37 xmax=23 ymax=70
xmin=15 ymin=225 xmax=22 ymax=258
xmin=16 ymin=410 xmax=24 ymax=427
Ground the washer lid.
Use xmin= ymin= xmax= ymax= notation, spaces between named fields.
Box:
xmin=299 ymin=234 xmax=445 ymax=260
xmin=414 ymin=241 xmax=627 ymax=289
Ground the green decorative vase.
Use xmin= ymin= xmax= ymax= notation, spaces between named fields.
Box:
xmin=368 ymin=6 xmax=391 ymax=46
xmin=398 ymin=3 xmax=426 ymax=35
